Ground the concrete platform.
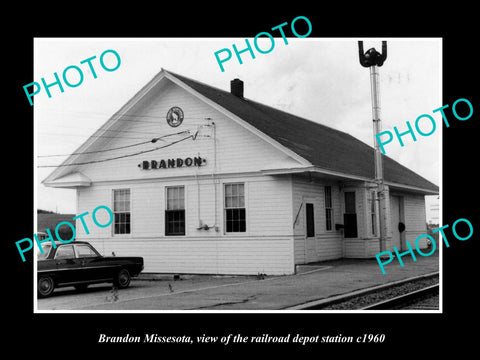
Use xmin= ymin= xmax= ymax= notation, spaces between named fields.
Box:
xmin=80 ymin=250 xmax=440 ymax=311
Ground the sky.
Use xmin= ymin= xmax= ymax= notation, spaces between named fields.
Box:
xmin=34 ymin=38 xmax=441 ymax=222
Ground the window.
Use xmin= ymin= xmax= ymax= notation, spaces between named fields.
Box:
xmin=224 ymin=183 xmax=246 ymax=233
xmin=165 ymin=186 xmax=185 ymax=236
xmin=371 ymin=191 xmax=377 ymax=236
xmin=325 ymin=186 xmax=333 ymax=231
xmin=37 ymin=244 xmax=52 ymax=260
xmin=55 ymin=245 xmax=75 ymax=260
xmin=75 ymin=244 xmax=98 ymax=258
xmin=113 ymin=189 xmax=131 ymax=234
xmin=306 ymin=203 xmax=315 ymax=237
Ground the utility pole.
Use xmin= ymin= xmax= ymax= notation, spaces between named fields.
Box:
xmin=358 ymin=41 xmax=388 ymax=252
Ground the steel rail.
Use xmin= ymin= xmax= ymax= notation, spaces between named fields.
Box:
xmin=285 ymin=271 xmax=439 ymax=310
xmin=361 ymin=284 xmax=439 ymax=310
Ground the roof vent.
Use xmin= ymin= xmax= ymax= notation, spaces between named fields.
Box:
xmin=230 ymin=78 xmax=244 ymax=98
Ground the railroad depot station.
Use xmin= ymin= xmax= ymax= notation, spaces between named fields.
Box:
xmin=43 ymin=69 xmax=439 ymax=275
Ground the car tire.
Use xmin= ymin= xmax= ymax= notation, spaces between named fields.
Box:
xmin=38 ymin=276 xmax=55 ymax=298
xmin=114 ymin=268 xmax=131 ymax=289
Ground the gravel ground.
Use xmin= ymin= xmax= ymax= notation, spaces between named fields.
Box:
xmin=403 ymin=293 xmax=439 ymax=310
xmin=319 ymin=275 xmax=439 ymax=310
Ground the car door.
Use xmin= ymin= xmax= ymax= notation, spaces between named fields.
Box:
xmin=74 ymin=243 xmax=115 ymax=282
xmin=54 ymin=244 xmax=83 ymax=284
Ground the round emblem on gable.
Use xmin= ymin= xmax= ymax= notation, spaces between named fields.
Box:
xmin=166 ymin=106 xmax=184 ymax=127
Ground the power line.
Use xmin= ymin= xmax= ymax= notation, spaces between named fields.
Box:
xmin=39 ymin=125 xmax=165 ymax=134
xmin=37 ymin=118 xmax=213 ymax=141
xmin=38 ymin=138 xmax=158 ymax=158
xmin=38 ymin=134 xmax=194 ymax=168
xmin=40 ymin=123 xmax=165 ymax=136
xmin=38 ymin=129 xmax=192 ymax=158
xmin=38 ymin=132 xmax=149 ymax=141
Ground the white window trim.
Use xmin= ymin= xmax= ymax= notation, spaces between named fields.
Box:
xmin=112 ymin=188 xmax=132 ymax=237
xmin=223 ymin=182 xmax=248 ymax=236
xmin=164 ymin=185 xmax=187 ymax=237
xmin=370 ymin=191 xmax=377 ymax=237
xmin=324 ymin=185 xmax=334 ymax=233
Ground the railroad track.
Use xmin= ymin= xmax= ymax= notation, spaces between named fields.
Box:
xmin=287 ymin=272 xmax=439 ymax=310
xmin=361 ymin=284 xmax=439 ymax=310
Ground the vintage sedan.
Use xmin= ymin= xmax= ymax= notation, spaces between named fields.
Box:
xmin=37 ymin=241 xmax=144 ymax=298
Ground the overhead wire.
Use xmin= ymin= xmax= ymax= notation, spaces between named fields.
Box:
xmin=38 ymin=132 xmax=149 ymax=141
xmin=37 ymin=117 xmax=212 ymax=141
xmin=38 ymin=129 xmax=192 ymax=158
xmin=37 ymin=134 xmax=195 ymax=168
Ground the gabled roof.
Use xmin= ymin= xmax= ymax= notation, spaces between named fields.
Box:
xmin=44 ymin=68 xmax=438 ymax=194
xmin=167 ymin=70 xmax=439 ymax=194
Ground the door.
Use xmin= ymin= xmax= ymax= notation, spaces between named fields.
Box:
xmin=54 ymin=244 xmax=83 ymax=284
xmin=344 ymin=191 xmax=358 ymax=238
xmin=74 ymin=243 xmax=115 ymax=282
xmin=304 ymin=201 xmax=317 ymax=263
xmin=390 ymin=196 xmax=402 ymax=250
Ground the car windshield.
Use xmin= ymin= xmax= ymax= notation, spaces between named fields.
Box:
xmin=37 ymin=244 xmax=52 ymax=260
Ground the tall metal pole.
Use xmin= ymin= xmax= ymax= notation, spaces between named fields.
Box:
xmin=370 ymin=65 xmax=383 ymax=183
xmin=369 ymin=65 xmax=387 ymax=253
xmin=358 ymin=41 xmax=388 ymax=253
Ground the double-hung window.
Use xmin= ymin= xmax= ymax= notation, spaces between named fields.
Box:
xmin=371 ymin=191 xmax=377 ymax=236
xmin=113 ymin=189 xmax=131 ymax=234
xmin=324 ymin=186 xmax=333 ymax=231
xmin=165 ymin=186 xmax=185 ymax=236
xmin=224 ymin=183 xmax=246 ymax=233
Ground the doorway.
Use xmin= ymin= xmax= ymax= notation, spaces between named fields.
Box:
xmin=390 ymin=195 xmax=404 ymax=250
xmin=344 ymin=191 xmax=358 ymax=238
xmin=304 ymin=198 xmax=318 ymax=263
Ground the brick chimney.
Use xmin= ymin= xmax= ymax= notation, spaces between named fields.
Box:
xmin=230 ymin=78 xmax=244 ymax=98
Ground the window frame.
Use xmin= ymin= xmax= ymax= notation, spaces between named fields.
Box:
xmin=112 ymin=188 xmax=131 ymax=236
xmin=74 ymin=244 xmax=100 ymax=258
xmin=370 ymin=191 xmax=377 ymax=236
xmin=165 ymin=185 xmax=186 ymax=236
xmin=324 ymin=186 xmax=333 ymax=232
xmin=305 ymin=202 xmax=315 ymax=238
xmin=54 ymin=245 xmax=75 ymax=260
xmin=223 ymin=182 xmax=247 ymax=234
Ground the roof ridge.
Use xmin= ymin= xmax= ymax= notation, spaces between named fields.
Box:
xmin=45 ymin=68 xmax=437 ymax=193
xmin=166 ymin=69 xmax=360 ymax=142
xmin=166 ymin=69 xmax=437 ymax=192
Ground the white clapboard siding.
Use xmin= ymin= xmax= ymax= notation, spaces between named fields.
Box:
xmin=75 ymin=175 xmax=295 ymax=275
xmin=343 ymin=238 xmax=381 ymax=258
xmin=247 ymin=176 xmax=293 ymax=236
xmin=84 ymin=236 xmax=294 ymax=275
xmin=75 ymin=80 xmax=301 ymax=183
xmin=293 ymin=235 xmax=306 ymax=264
xmin=364 ymin=238 xmax=382 ymax=257
xmin=291 ymin=175 xmax=343 ymax=264
xmin=315 ymin=233 xmax=343 ymax=261
xmin=76 ymin=176 xmax=293 ymax=237
xmin=344 ymin=239 xmax=366 ymax=258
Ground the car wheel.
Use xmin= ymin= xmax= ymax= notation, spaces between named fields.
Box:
xmin=114 ymin=268 xmax=131 ymax=289
xmin=38 ymin=276 xmax=55 ymax=298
